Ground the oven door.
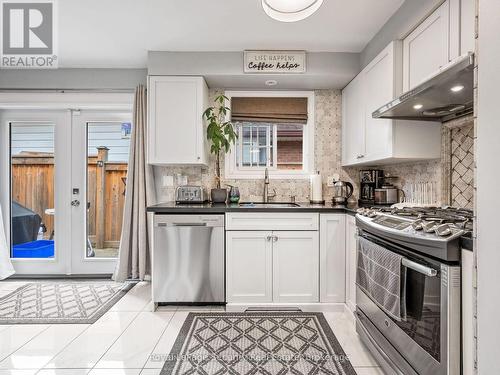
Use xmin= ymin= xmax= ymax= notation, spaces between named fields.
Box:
xmin=356 ymin=231 xmax=460 ymax=375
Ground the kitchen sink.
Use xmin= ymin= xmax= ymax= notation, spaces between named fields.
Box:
xmin=238 ymin=202 xmax=301 ymax=208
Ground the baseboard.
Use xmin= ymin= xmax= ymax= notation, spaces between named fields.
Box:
xmin=225 ymin=302 xmax=346 ymax=313
xmin=344 ymin=303 xmax=356 ymax=325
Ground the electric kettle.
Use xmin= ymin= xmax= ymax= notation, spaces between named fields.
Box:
xmin=332 ymin=180 xmax=354 ymax=205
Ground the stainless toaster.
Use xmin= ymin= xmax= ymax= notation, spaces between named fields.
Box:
xmin=175 ymin=185 xmax=208 ymax=204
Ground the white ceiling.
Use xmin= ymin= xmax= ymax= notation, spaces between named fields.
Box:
xmin=58 ymin=0 xmax=405 ymax=68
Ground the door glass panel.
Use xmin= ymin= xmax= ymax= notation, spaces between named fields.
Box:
xmin=86 ymin=122 xmax=131 ymax=258
xmin=10 ymin=122 xmax=55 ymax=258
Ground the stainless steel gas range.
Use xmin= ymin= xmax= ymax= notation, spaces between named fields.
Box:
xmin=354 ymin=207 xmax=472 ymax=375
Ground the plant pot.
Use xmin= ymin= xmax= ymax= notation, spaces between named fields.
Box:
xmin=211 ymin=188 xmax=227 ymax=204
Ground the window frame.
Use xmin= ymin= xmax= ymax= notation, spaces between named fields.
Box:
xmin=224 ymin=90 xmax=315 ymax=180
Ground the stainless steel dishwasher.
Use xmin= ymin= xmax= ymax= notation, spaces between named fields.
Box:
xmin=152 ymin=214 xmax=225 ymax=305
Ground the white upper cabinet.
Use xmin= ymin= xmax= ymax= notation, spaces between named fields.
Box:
xmin=147 ymin=76 xmax=208 ymax=165
xmin=363 ymin=43 xmax=398 ymax=161
xmin=403 ymin=0 xmax=474 ymax=91
xmin=460 ymin=0 xmax=476 ymax=55
xmin=342 ymin=41 xmax=441 ymax=167
xmin=341 ymin=74 xmax=365 ymax=166
xmin=403 ymin=1 xmax=452 ymax=91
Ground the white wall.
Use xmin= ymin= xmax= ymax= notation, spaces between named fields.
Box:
xmin=476 ymin=0 xmax=500 ymax=372
xmin=0 ymin=69 xmax=146 ymax=90
xmin=148 ymin=51 xmax=360 ymax=90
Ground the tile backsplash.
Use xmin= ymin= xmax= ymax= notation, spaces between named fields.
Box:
xmin=154 ymin=89 xmax=474 ymax=209
xmin=450 ymin=123 xmax=474 ymax=209
xmin=154 ymin=89 xmax=357 ymax=203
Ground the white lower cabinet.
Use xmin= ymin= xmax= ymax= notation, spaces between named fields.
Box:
xmin=272 ymin=231 xmax=319 ymax=303
xmin=319 ymin=214 xmax=346 ymax=303
xmin=226 ymin=212 xmax=351 ymax=306
xmin=226 ymin=229 xmax=318 ymax=304
xmin=345 ymin=215 xmax=358 ymax=313
xmin=226 ymin=231 xmax=273 ymax=303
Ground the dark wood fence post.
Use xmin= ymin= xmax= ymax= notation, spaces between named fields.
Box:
xmin=95 ymin=146 xmax=109 ymax=249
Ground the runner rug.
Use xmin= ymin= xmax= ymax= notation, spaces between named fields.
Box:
xmin=0 ymin=281 xmax=135 ymax=324
xmin=161 ymin=312 xmax=357 ymax=375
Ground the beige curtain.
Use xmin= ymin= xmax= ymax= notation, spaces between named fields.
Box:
xmin=113 ymin=85 xmax=156 ymax=281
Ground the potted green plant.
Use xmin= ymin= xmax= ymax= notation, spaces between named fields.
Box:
xmin=203 ymin=94 xmax=237 ymax=203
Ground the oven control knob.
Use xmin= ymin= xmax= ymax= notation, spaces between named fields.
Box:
xmin=412 ymin=219 xmax=424 ymax=231
xmin=435 ymin=224 xmax=452 ymax=237
xmin=422 ymin=221 xmax=438 ymax=233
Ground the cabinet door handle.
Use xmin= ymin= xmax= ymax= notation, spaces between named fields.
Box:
xmin=266 ymin=235 xmax=272 ymax=242
xmin=272 ymin=235 xmax=278 ymax=242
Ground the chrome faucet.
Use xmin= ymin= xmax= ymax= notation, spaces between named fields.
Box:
xmin=263 ymin=168 xmax=276 ymax=203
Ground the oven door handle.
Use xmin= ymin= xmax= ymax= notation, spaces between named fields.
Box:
xmin=402 ymin=258 xmax=437 ymax=277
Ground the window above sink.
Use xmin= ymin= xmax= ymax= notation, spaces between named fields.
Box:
xmin=224 ymin=91 xmax=315 ymax=180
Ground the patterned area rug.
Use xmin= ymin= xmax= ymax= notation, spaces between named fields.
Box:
xmin=161 ymin=312 xmax=356 ymax=375
xmin=0 ymin=281 xmax=136 ymax=324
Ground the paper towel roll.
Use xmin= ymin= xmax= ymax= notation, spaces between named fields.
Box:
xmin=310 ymin=173 xmax=323 ymax=203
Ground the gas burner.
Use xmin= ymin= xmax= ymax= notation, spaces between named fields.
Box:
xmin=356 ymin=206 xmax=470 ymax=262
xmin=364 ymin=206 xmax=473 ymax=233
xmin=357 ymin=205 xmax=474 ymax=239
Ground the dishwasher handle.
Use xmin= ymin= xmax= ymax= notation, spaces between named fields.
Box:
xmin=154 ymin=214 xmax=224 ymax=228
xmin=172 ymin=223 xmax=207 ymax=227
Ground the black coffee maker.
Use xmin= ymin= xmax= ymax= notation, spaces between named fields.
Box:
xmin=359 ymin=170 xmax=384 ymax=206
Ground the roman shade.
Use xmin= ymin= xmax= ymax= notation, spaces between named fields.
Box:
xmin=231 ymin=97 xmax=308 ymax=123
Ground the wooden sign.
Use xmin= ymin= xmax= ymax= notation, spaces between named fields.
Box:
xmin=244 ymin=50 xmax=306 ymax=74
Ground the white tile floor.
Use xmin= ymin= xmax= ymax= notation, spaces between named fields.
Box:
xmin=0 ymin=281 xmax=385 ymax=375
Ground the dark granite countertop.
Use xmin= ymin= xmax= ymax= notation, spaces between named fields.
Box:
xmin=147 ymin=201 xmax=360 ymax=215
xmin=147 ymin=202 xmax=473 ymax=251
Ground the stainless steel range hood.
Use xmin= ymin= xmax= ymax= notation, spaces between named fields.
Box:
xmin=373 ymin=54 xmax=474 ymax=122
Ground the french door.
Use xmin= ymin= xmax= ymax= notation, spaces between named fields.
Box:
xmin=0 ymin=109 xmax=132 ymax=275
xmin=71 ymin=110 xmax=132 ymax=274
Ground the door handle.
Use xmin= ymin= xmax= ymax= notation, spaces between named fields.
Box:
xmin=71 ymin=199 xmax=80 ymax=207
xmin=272 ymin=235 xmax=278 ymax=242
xmin=402 ymin=258 xmax=437 ymax=277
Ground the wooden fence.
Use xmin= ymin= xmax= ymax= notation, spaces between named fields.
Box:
xmin=11 ymin=148 xmax=127 ymax=248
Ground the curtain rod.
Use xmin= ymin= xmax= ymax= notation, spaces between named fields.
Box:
xmin=0 ymin=88 xmax=136 ymax=93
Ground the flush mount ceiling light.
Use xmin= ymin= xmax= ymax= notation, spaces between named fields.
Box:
xmin=262 ymin=0 xmax=324 ymax=22
xmin=450 ymin=85 xmax=465 ymax=92
xmin=413 ymin=104 xmax=423 ymax=110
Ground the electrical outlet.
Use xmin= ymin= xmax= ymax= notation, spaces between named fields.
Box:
xmin=162 ymin=175 xmax=174 ymax=187
xmin=327 ymin=174 xmax=340 ymax=187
